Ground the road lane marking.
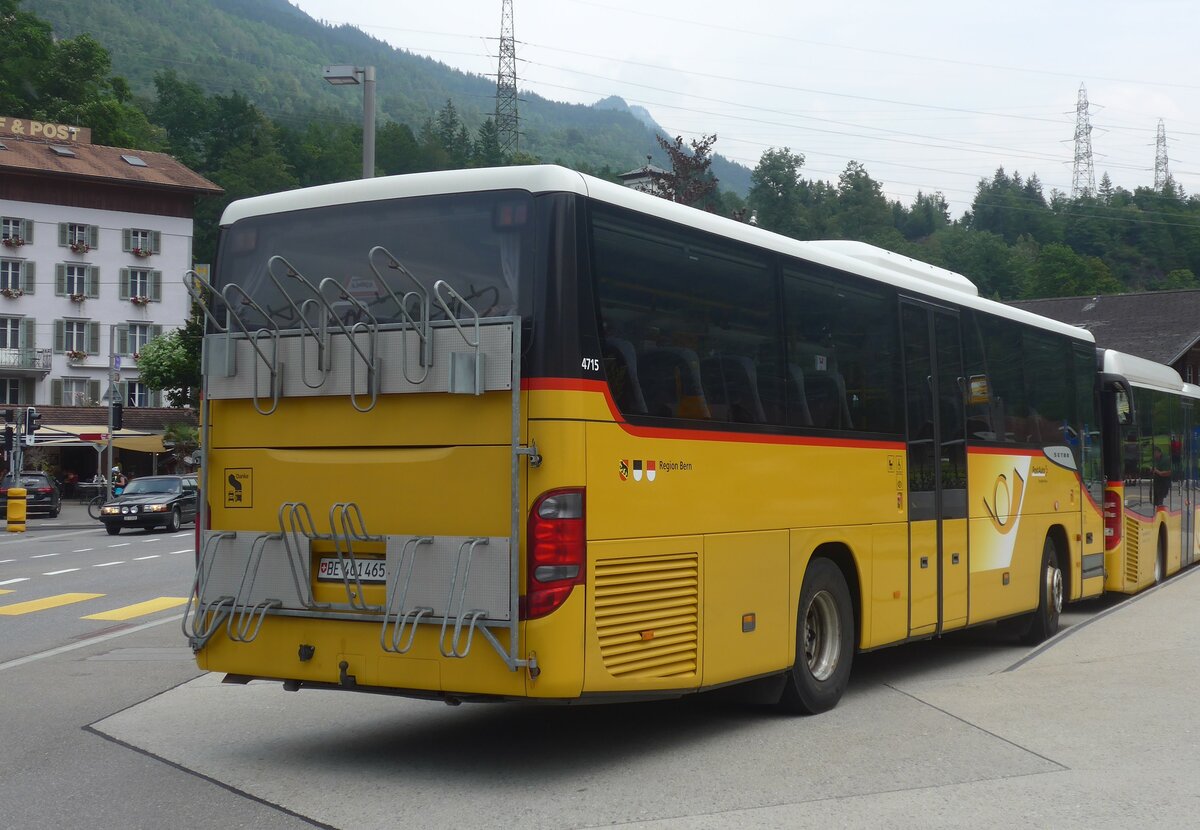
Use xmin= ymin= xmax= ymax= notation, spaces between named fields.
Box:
xmin=44 ymin=568 xmax=81 ymax=576
xmin=133 ymin=555 xmax=160 ymax=561
xmin=0 ymin=559 xmax=14 ymax=563
xmin=0 ymin=577 xmax=30 ymax=585
xmin=72 ymin=548 xmax=94 ymax=553
xmin=142 ymin=538 xmax=160 ymax=543
xmin=168 ymin=549 xmax=191 ymax=555
xmin=0 ymin=592 xmax=104 ymax=615
xmin=0 ymin=589 xmax=11 ymax=595
xmin=30 ymin=553 xmax=59 ymax=559
xmin=108 ymin=543 xmax=130 ymax=548
xmin=0 ymin=612 xmax=185 ymax=672
xmin=171 ymin=533 xmax=189 ymax=538
xmin=82 ymin=596 xmax=189 ymax=621
xmin=94 ymin=561 xmax=124 ymax=567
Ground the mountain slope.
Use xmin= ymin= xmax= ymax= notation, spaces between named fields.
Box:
xmin=24 ymin=0 xmax=752 ymax=194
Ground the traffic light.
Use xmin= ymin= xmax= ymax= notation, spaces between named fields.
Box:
xmin=2 ymin=409 xmax=12 ymax=424
xmin=112 ymin=401 xmax=123 ymax=430
xmin=23 ymin=406 xmax=39 ymax=446
xmin=3 ymin=426 xmax=11 ymax=453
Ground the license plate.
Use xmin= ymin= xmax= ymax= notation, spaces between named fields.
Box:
xmin=124 ymin=515 xmax=138 ymax=521
xmin=316 ymin=557 xmax=386 ymax=583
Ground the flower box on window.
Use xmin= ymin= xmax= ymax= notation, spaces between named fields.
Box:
xmin=2 ymin=236 xmax=25 ymax=248
xmin=69 ymin=292 xmax=85 ymax=303
xmin=131 ymin=246 xmax=152 ymax=258
xmin=66 ymin=349 xmax=87 ymax=361
xmin=0 ymin=287 xmax=24 ymax=298
xmin=132 ymin=351 xmax=141 ymax=361
xmin=130 ymin=295 xmax=151 ymax=306
xmin=69 ymin=240 xmax=91 ymax=254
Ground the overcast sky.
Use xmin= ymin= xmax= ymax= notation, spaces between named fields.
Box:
xmin=290 ymin=0 xmax=1200 ymax=217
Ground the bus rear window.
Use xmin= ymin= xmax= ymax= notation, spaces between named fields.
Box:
xmin=214 ymin=191 xmax=533 ymax=329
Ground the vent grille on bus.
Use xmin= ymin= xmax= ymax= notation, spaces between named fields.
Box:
xmin=594 ymin=552 xmax=698 ymax=680
xmin=1124 ymin=515 xmax=1140 ymax=585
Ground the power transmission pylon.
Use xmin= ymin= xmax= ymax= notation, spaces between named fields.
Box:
xmin=495 ymin=0 xmax=519 ymax=155
xmin=1071 ymin=83 xmax=1096 ymax=199
xmin=1154 ymin=118 xmax=1171 ymax=190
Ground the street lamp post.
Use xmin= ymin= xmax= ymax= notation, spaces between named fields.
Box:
xmin=322 ymin=64 xmax=375 ymax=179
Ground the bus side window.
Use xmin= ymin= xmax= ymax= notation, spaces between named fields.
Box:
xmin=602 ymin=337 xmax=647 ymax=414
xmin=639 ymin=347 xmax=711 ymax=420
xmin=701 ymin=354 xmax=767 ymax=424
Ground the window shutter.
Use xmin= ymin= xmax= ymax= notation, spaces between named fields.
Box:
xmin=20 ymin=378 xmax=33 ymax=405
xmin=53 ymin=320 xmax=64 ymax=353
xmin=87 ymin=321 xmax=100 ymax=354
xmin=21 ymin=318 xmax=35 ymax=349
xmin=87 ymin=266 xmax=100 ymax=298
xmin=116 ymin=324 xmax=129 ymax=356
xmin=88 ymin=379 xmax=101 ymax=405
xmin=21 ymin=261 xmax=34 ymax=294
xmin=151 ymin=230 xmax=161 ymax=254
xmin=21 ymin=219 xmax=32 ymax=243
xmin=119 ymin=268 xmax=130 ymax=300
xmin=56 ymin=263 xmax=67 ymax=296
xmin=87 ymin=224 xmax=99 ymax=249
xmin=116 ymin=381 xmax=129 ymax=406
xmin=152 ymin=389 xmax=162 ymax=408
xmin=58 ymin=223 xmax=68 ymax=246
xmin=122 ymin=228 xmax=132 ymax=252
xmin=150 ymin=270 xmax=162 ymax=301
xmin=50 ymin=379 xmax=63 ymax=406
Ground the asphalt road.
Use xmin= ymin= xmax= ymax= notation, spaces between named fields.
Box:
xmin=2 ymin=514 xmax=1193 ymax=829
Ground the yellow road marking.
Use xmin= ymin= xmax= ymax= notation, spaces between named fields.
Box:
xmin=0 ymin=589 xmax=12 ymax=595
xmin=82 ymin=597 xmax=190 ymax=621
xmin=0 ymin=593 xmax=104 ymax=615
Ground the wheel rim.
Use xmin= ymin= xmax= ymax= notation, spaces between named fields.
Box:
xmin=1048 ymin=563 xmax=1063 ymax=614
xmin=804 ymin=590 xmax=841 ymax=682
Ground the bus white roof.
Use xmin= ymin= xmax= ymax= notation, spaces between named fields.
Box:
xmin=1103 ymin=349 xmax=1189 ymax=393
xmin=220 ymin=164 xmax=1092 ymax=343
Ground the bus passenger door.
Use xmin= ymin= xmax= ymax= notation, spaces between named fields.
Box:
xmin=901 ymin=302 xmax=969 ymax=636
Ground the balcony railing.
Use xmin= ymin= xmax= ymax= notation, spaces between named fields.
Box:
xmin=0 ymin=347 xmax=53 ymax=372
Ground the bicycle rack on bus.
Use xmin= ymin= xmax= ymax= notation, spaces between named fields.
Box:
xmin=368 ymin=246 xmax=432 ymax=385
xmin=266 ymin=257 xmax=382 ymax=412
xmin=184 ymin=270 xmax=282 ymax=415
xmin=433 ymin=280 xmax=484 ymax=395
xmin=183 ymin=530 xmax=237 ymax=650
xmin=380 ymin=535 xmax=434 ymax=654
xmin=438 ymin=538 xmax=490 ymax=658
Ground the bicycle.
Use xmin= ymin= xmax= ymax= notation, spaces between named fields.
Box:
xmin=87 ymin=493 xmax=107 ymax=520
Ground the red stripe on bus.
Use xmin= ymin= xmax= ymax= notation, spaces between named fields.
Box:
xmin=522 ymin=377 xmax=905 ymax=450
xmin=966 ymin=446 xmax=1046 ymax=457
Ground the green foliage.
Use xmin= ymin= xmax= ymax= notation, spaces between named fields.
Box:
xmin=136 ymin=316 xmax=203 ymax=408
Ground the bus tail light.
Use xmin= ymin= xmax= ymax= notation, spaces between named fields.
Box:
xmin=521 ymin=488 xmax=585 ymax=620
xmin=1103 ymin=486 xmax=1122 ymax=550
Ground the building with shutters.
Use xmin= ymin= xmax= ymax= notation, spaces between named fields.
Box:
xmin=0 ymin=115 xmax=221 ymax=411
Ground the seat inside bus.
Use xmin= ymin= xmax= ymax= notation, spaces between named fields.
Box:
xmin=639 ymin=347 xmax=710 ymax=419
xmin=701 ymin=354 xmax=768 ymax=424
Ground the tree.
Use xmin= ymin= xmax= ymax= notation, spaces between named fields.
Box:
xmin=137 ymin=316 xmax=203 ymax=408
xmin=830 ymin=161 xmax=893 ymax=242
xmin=0 ymin=3 xmax=156 ymax=147
xmin=748 ymin=147 xmax=808 ymax=237
xmin=649 ymin=134 xmax=719 ymax=210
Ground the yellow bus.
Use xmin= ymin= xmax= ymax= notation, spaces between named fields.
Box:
xmin=1099 ymin=350 xmax=1200 ymax=593
xmin=184 ymin=165 xmax=1110 ymax=714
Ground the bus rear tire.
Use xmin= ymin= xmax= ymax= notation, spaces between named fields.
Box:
xmin=778 ymin=557 xmax=854 ymax=715
xmin=1019 ymin=537 xmax=1063 ymax=645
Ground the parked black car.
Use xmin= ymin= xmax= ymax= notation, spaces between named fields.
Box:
xmin=98 ymin=475 xmax=198 ymax=535
xmin=0 ymin=471 xmax=62 ymax=518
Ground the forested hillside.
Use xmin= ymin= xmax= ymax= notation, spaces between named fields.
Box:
xmin=21 ymin=0 xmax=752 ymax=193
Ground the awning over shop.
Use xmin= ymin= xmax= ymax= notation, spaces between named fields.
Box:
xmin=32 ymin=424 xmax=166 ymax=453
